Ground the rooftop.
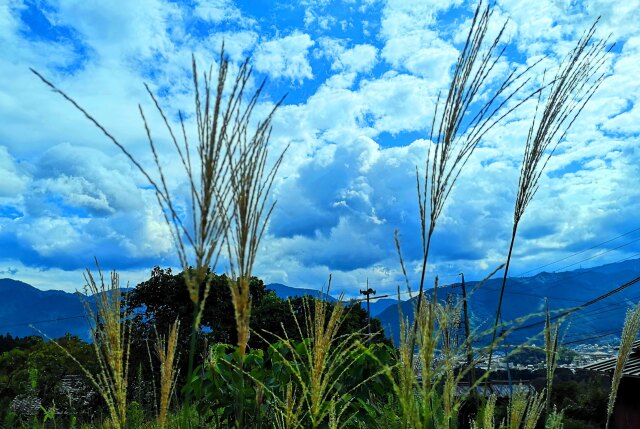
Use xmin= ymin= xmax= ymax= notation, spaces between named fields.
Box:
xmin=583 ymin=340 xmax=640 ymax=378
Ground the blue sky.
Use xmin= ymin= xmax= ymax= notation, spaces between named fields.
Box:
xmin=1 ymin=0 xmax=639 ymax=296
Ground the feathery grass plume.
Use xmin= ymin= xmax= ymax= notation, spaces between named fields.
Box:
xmin=606 ymin=303 xmax=640 ymax=429
xmin=506 ymin=387 xmax=529 ymax=429
xmin=273 ymin=383 xmax=300 ymax=429
xmin=264 ymin=277 xmax=368 ymax=428
xmin=82 ymin=267 xmax=131 ymax=429
xmin=543 ymin=300 xmax=561 ymax=418
xmin=488 ymin=19 xmax=612 ymax=372
xmin=155 ymin=319 xmax=180 ymax=429
xmin=409 ymin=0 xmax=540 ymax=359
xmin=32 ymin=45 xmax=286 ymax=403
xmin=522 ymin=389 xmax=545 ymax=429
xmin=394 ymin=296 xmax=467 ymax=428
xmin=545 ymin=406 xmax=564 ymax=429
xmin=392 ymin=239 xmax=508 ymax=428
xmin=387 ymin=277 xmax=470 ymax=428
xmin=224 ymin=79 xmax=287 ymax=357
xmin=28 ymin=272 xmax=130 ymax=429
xmin=39 ymin=266 xmax=131 ymax=429
xmin=470 ymin=394 xmax=496 ymax=429
xmin=392 ymin=286 xmax=420 ymax=428
xmin=436 ymin=297 xmax=461 ymax=427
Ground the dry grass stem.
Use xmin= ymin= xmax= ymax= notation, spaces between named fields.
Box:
xmin=488 ymin=18 xmax=611 ymax=373
xmin=80 ymin=267 xmax=131 ymax=429
xmin=409 ymin=0 xmax=540 ymax=359
xmin=155 ymin=318 xmax=180 ymax=428
xmin=263 ymin=277 xmax=369 ymax=428
xmin=606 ymin=303 xmax=640 ymax=428
xmin=224 ymin=76 xmax=287 ymax=355
xmin=523 ymin=389 xmax=546 ymax=429
xmin=32 ymin=46 xmax=287 ymax=407
xmin=544 ymin=300 xmax=561 ymax=417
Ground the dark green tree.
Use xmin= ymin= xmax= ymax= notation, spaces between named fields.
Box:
xmin=124 ymin=267 xmax=392 ymax=378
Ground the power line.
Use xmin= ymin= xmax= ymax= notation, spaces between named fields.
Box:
xmin=355 ymin=250 xmax=640 ymax=304
xmin=479 ymin=284 xmax=586 ymax=303
xmin=510 ymin=275 xmax=640 ymax=333
xmin=346 ymin=226 xmax=640 ymax=301
xmin=516 ymin=226 xmax=640 ymax=276
xmin=552 ymin=236 xmax=640 ymax=273
xmin=354 ymin=252 xmax=640 ymax=305
xmin=461 ymin=251 xmax=640 ymax=303
xmin=562 ymin=330 xmax=621 ymax=346
xmin=565 ymin=292 xmax=640 ymax=323
xmin=0 ymin=314 xmax=86 ymax=330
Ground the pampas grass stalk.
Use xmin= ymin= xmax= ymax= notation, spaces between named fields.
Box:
xmin=263 ymin=277 xmax=369 ymax=428
xmin=470 ymin=394 xmax=496 ymax=429
xmin=32 ymin=264 xmax=131 ymax=429
xmin=544 ymin=300 xmax=561 ymax=418
xmin=606 ymin=303 xmax=640 ymax=429
xmin=82 ymin=266 xmax=131 ymax=429
xmin=546 ymin=406 xmax=565 ymax=429
xmin=224 ymin=85 xmax=287 ymax=357
xmin=488 ymin=19 xmax=611 ymax=372
xmin=409 ymin=0 xmax=539 ymax=360
xmin=394 ymin=232 xmax=507 ymax=428
xmin=522 ymin=389 xmax=545 ymax=429
xmin=32 ymin=45 xmax=286 ymax=409
xmin=155 ymin=318 xmax=180 ymax=429
xmin=507 ymin=388 xmax=528 ymax=429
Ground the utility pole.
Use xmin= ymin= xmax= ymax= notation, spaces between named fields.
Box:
xmin=360 ymin=279 xmax=376 ymax=341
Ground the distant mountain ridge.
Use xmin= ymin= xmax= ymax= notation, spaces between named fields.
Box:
xmin=266 ymin=283 xmax=335 ymax=302
xmin=366 ymin=298 xmax=399 ymax=317
xmin=0 ymin=278 xmax=88 ymax=340
xmin=0 ymin=279 xmax=336 ymax=340
xmin=2 ymin=258 xmax=640 ymax=345
xmin=376 ymin=258 xmax=640 ymax=345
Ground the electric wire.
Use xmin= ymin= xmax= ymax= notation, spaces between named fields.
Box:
xmin=0 ymin=314 xmax=85 ymax=330
xmin=516 ymin=225 xmax=640 ymax=276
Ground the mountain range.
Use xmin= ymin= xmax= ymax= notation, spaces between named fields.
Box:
xmin=375 ymin=258 xmax=640 ymax=345
xmin=2 ymin=258 xmax=640 ymax=346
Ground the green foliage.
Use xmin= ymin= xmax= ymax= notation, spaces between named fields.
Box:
xmin=126 ymin=267 xmax=390 ymax=352
xmin=0 ymin=334 xmax=43 ymax=354
xmin=0 ymin=334 xmax=99 ymax=424
xmin=183 ymin=339 xmax=396 ymax=428
xmin=125 ymin=267 xmax=269 ymax=361
xmin=124 ymin=267 xmax=392 ymax=396
xmin=545 ymin=406 xmax=564 ymax=429
xmin=126 ymin=401 xmax=145 ymax=429
xmin=39 ymin=404 xmax=56 ymax=428
xmin=551 ymin=375 xmax=608 ymax=428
